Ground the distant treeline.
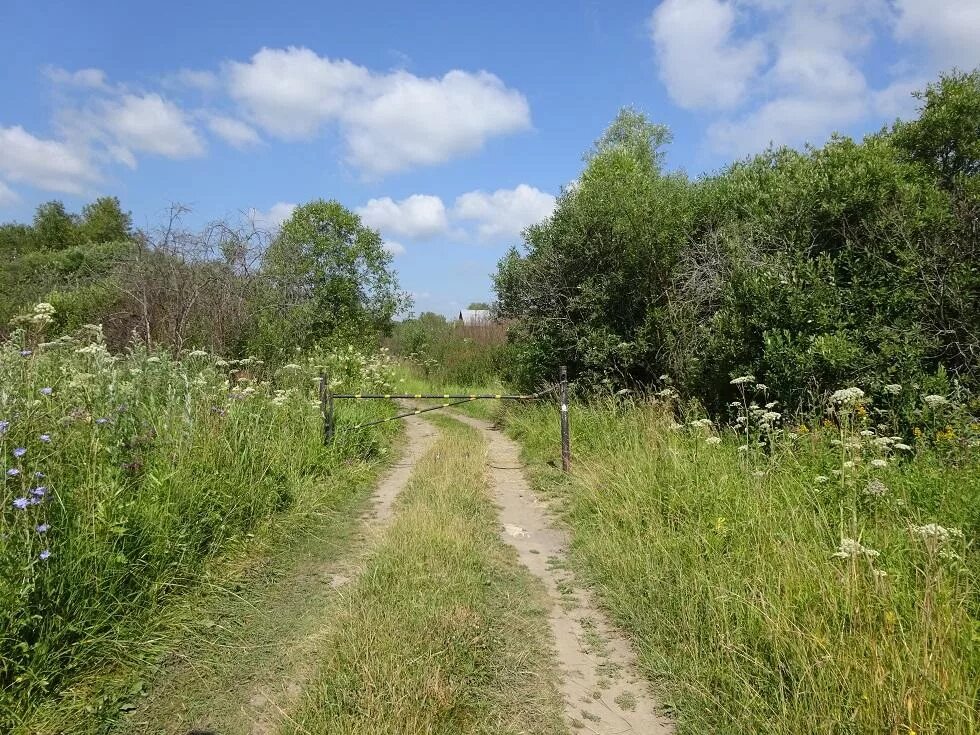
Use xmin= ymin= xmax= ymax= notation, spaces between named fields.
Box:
xmin=0 ymin=199 xmax=408 ymax=359
xmin=495 ymin=70 xmax=980 ymax=417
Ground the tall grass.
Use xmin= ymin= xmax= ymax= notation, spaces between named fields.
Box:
xmin=0 ymin=309 xmax=397 ymax=729
xmin=505 ymin=396 xmax=978 ymax=734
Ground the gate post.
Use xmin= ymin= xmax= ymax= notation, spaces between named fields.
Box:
xmin=559 ymin=365 xmax=570 ymax=472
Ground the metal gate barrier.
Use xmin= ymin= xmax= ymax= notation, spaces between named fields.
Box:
xmin=320 ymin=366 xmax=571 ymax=471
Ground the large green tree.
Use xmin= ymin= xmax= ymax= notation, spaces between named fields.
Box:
xmin=258 ymin=200 xmax=409 ymax=355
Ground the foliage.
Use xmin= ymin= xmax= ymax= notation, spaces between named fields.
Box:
xmin=258 ymin=200 xmax=410 ymax=359
xmin=389 ymin=312 xmax=508 ymax=386
xmin=0 ymin=306 xmax=398 ymax=728
xmin=505 ymin=393 xmax=978 ymax=734
xmin=496 ymin=71 xmax=980 ymax=417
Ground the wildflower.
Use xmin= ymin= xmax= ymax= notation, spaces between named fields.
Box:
xmin=12 ymin=497 xmax=29 ymax=510
xmin=705 ymin=436 xmax=722 ymax=445
xmin=814 ymin=475 xmax=830 ymax=484
xmin=284 ymin=363 xmax=301 ymax=371
xmin=765 ymin=401 xmax=779 ymax=409
xmin=730 ymin=375 xmax=756 ymax=386
xmin=752 ymin=470 xmax=764 ymax=478
xmin=830 ymin=387 xmax=865 ymax=405
xmin=34 ymin=471 xmax=44 ymax=479
xmin=188 ymin=349 xmax=208 ymax=358
xmin=870 ymin=458 xmax=888 ymax=469
xmin=19 ymin=349 xmax=32 ymax=357
xmin=893 ymin=443 xmax=912 ymax=451
xmin=883 ymin=384 xmax=902 ymax=395
xmin=911 ymin=524 xmax=963 ymax=543
xmin=95 ymin=417 xmax=110 ymax=425
xmin=860 ymin=429 xmax=875 ymax=437
xmin=39 ymin=434 xmax=51 ymax=443
xmin=913 ymin=427 xmax=923 ymax=438
xmin=0 ymin=420 xmax=8 ymax=435
xmin=864 ymin=479 xmax=888 ymax=497
xmin=31 ymin=486 xmax=46 ymax=497
xmin=833 ymin=538 xmax=880 ymax=559
xmin=146 ymin=356 xmax=161 ymax=364
xmin=755 ymin=383 xmax=768 ymax=391
xmin=39 ymin=387 xmax=53 ymax=396
xmin=36 ymin=523 xmax=49 ymax=533
xmin=761 ymin=411 xmax=781 ymax=424
xmin=873 ymin=569 xmax=888 ymax=579
xmin=13 ymin=447 xmax=26 ymax=458
xmin=922 ymin=394 xmax=948 ymax=408
xmin=39 ymin=549 xmax=51 ymax=561
xmin=843 ymin=460 xmax=855 ymax=469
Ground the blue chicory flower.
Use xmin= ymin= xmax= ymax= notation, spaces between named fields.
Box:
xmin=36 ymin=523 xmax=49 ymax=533
xmin=0 ymin=420 xmax=9 ymax=435
xmin=13 ymin=447 xmax=26 ymax=458
xmin=39 ymin=434 xmax=51 ymax=443
xmin=34 ymin=471 xmax=45 ymax=479
xmin=39 ymin=387 xmax=53 ymax=396
xmin=39 ymin=549 xmax=51 ymax=561
xmin=6 ymin=468 xmax=20 ymax=477
xmin=95 ymin=417 xmax=109 ymax=425
xmin=19 ymin=349 xmax=32 ymax=357
xmin=31 ymin=486 xmax=47 ymax=497
xmin=12 ymin=497 xmax=29 ymax=510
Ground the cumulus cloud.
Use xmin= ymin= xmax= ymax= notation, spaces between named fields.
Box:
xmin=894 ymin=0 xmax=980 ymax=70
xmin=207 ymin=115 xmax=261 ymax=148
xmin=453 ymin=184 xmax=556 ymax=241
xmin=0 ymin=181 xmax=20 ymax=207
xmin=43 ymin=65 xmax=109 ymax=90
xmin=649 ymin=0 xmax=766 ymax=110
xmin=102 ymin=93 xmax=205 ymax=159
xmin=357 ymin=194 xmax=449 ymax=240
xmin=168 ymin=68 xmax=220 ymax=92
xmin=249 ymin=201 xmax=297 ymax=231
xmin=0 ymin=125 xmax=100 ymax=194
xmin=226 ymin=46 xmax=531 ymax=176
xmin=383 ymin=240 xmax=406 ymax=256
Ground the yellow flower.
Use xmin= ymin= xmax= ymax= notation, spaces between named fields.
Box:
xmin=856 ymin=404 xmax=867 ymax=417
xmin=797 ymin=424 xmax=810 ymax=434
xmin=913 ymin=427 xmax=922 ymax=437
xmin=823 ymin=418 xmax=834 ymax=428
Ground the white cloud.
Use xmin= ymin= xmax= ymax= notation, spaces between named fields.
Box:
xmin=650 ymin=0 xmax=766 ymax=110
xmin=207 ymin=115 xmax=261 ymax=148
xmin=453 ymin=184 xmax=556 ymax=241
xmin=227 ymin=47 xmax=369 ymax=140
xmin=226 ymin=46 xmax=531 ymax=176
xmin=43 ymin=65 xmax=109 ymax=90
xmin=357 ymin=194 xmax=449 ymax=239
xmin=249 ymin=201 xmax=296 ymax=231
xmin=0 ymin=125 xmax=100 ymax=194
xmin=0 ymin=181 xmax=20 ymax=207
xmin=383 ymin=240 xmax=406 ymax=256
xmin=872 ymin=77 xmax=925 ymax=120
xmin=893 ymin=0 xmax=980 ymax=70
xmin=102 ymin=93 xmax=205 ymax=159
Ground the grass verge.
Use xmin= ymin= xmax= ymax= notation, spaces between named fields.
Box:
xmin=504 ymin=399 xmax=978 ymax=735
xmin=283 ymin=415 xmax=567 ymax=734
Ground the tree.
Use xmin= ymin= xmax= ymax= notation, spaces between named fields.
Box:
xmin=32 ymin=201 xmax=79 ymax=250
xmin=466 ymin=302 xmax=490 ymax=310
xmin=259 ymin=200 xmax=410 ymax=354
xmin=79 ymin=196 xmax=133 ymax=244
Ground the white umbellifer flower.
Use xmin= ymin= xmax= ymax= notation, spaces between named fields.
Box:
xmin=755 ymin=383 xmax=768 ymax=391
xmin=843 ymin=460 xmax=855 ymax=469
xmin=883 ymin=384 xmax=902 ymax=395
xmin=830 ymin=387 xmax=865 ymax=404
xmin=705 ymin=436 xmax=721 ymax=445
xmin=765 ymin=401 xmax=779 ymax=409
xmin=284 ymin=363 xmax=301 ymax=370
xmin=689 ymin=418 xmax=713 ymax=428
xmin=870 ymin=459 xmax=888 ymax=469
xmin=860 ymin=429 xmax=875 ymax=437
xmin=893 ymin=443 xmax=912 ymax=451
xmin=911 ymin=524 xmax=963 ymax=543
xmin=923 ymin=394 xmax=948 ymax=408
xmin=752 ymin=470 xmax=764 ymax=478
xmin=761 ymin=411 xmax=781 ymax=424
xmin=215 ymin=359 xmax=229 ymax=368
xmin=737 ymin=445 xmax=748 ymax=452
xmin=34 ymin=302 xmax=56 ymax=314
xmin=187 ymin=349 xmax=208 ymax=358
xmin=147 ymin=356 xmax=161 ymax=364
xmin=669 ymin=422 xmax=684 ymax=431
xmin=814 ymin=475 xmax=830 ymax=484
xmin=730 ymin=375 xmax=756 ymax=385
xmin=873 ymin=569 xmax=888 ymax=579
xmin=873 ymin=437 xmax=893 ymax=448
xmin=864 ymin=479 xmax=888 ymax=497
xmin=833 ymin=538 xmax=880 ymax=559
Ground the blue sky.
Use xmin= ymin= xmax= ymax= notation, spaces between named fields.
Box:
xmin=2 ymin=0 xmax=978 ymax=315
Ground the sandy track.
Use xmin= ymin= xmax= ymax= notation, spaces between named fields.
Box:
xmin=447 ymin=411 xmax=674 ymax=734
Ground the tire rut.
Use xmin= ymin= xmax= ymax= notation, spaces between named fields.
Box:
xmin=444 ymin=411 xmax=675 ymax=734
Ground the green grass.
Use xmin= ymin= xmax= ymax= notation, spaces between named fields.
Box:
xmin=284 ymin=416 xmax=567 ymax=734
xmin=503 ymin=398 xmax=978 ymax=735
xmin=0 ymin=333 xmax=398 ymax=731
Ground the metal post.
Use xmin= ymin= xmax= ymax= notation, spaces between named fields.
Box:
xmin=319 ymin=372 xmax=330 ymax=445
xmin=559 ymin=365 xmax=570 ymax=472
xmin=327 ymin=383 xmax=335 ymax=444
